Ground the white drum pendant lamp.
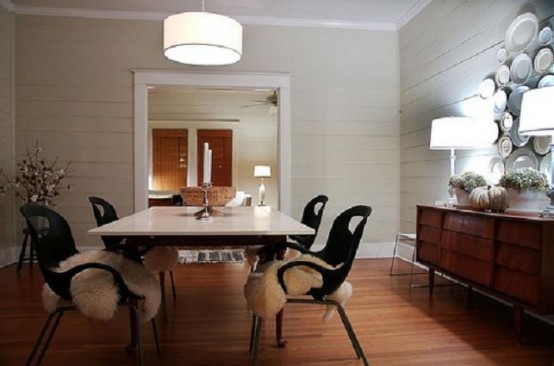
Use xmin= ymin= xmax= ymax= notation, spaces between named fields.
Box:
xmin=163 ymin=2 xmax=242 ymax=66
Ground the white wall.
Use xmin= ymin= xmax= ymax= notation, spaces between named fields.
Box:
xmin=13 ymin=15 xmax=400 ymax=255
xmin=399 ymin=0 xmax=554 ymax=233
xmin=0 ymin=6 xmax=16 ymax=265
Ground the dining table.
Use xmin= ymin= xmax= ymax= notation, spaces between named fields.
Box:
xmin=87 ymin=205 xmax=314 ymax=348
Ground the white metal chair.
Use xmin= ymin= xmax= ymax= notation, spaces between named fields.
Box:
xmin=389 ymin=233 xmax=427 ymax=287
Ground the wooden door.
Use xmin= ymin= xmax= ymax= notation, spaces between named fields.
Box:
xmin=152 ymin=129 xmax=188 ymax=190
xmin=197 ymin=130 xmax=232 ymax=186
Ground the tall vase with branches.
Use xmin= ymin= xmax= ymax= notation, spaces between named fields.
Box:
xmin=0 ymin=141 xmax=71 ymax=207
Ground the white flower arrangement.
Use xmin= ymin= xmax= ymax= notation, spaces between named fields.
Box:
xmin=498 ymin=167 xmax=548 ymax=192
xmin=0 ymin=141 xmax=71 ymax=206
xmin=448 ymin=171 xmax=487 ymax=193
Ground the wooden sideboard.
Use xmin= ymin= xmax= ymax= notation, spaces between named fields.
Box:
xmin=416 ymin=204 xmax=554 ymax=338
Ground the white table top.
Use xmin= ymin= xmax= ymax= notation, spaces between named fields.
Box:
xmin=87 ymin=206 xmax=314 ymax=237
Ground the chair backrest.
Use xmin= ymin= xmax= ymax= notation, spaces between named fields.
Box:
xmin=88 ymin=196 xmax=122 ymax=248
xmin=310 ymin=205 xmax=372 ymax=298
xmin=290 ymin=195 xmax=329 ymax=249
xmin=20 ymin=203 xmax=79 ymax=299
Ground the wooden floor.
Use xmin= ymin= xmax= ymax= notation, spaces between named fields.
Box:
xmin=1 ymin=259 xmax=554 ymax=366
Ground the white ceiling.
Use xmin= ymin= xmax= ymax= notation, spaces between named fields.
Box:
xmin=6 ymin=0 xmax=431 ymax=30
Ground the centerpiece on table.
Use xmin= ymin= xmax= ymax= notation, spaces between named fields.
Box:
xmin=448 ymin=171 xmax=487 ymax=208
xmin=498 ymin=167 xmax=548 ymax=211
xmin=0 ymin=141 xmax=71 ymax=207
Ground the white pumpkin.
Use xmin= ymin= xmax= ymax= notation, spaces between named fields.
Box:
xmin=469 ymin=185 xmax=508 ymax=212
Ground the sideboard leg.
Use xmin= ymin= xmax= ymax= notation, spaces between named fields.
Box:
xmin=513 ymin=305 xmax=524 ymax=342
xmin=428 ymin=268 xmax=435 ymax=295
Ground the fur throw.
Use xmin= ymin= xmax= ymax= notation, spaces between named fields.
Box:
xmin=42 ymin=250 xmax=160 ymax=322
xmin=244 ymin=254 xmax=352 ymax=321
xmin=144 ymin=246 xmax=179 ymax=272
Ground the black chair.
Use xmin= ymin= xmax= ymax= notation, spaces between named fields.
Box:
xmin=88 ymin=196 xmax=177 ymax=319
xmin=20 ymin=203 xmax=160 ymax=366
xmin=250 ymin=205 xmax=372 ymax=366
xmin=288 ymin=194 xmax=329 ymax=250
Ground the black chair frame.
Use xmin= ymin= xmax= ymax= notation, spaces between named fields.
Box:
xmin=249 ymin=205 xmax=371 ymax=366
xmin=21 ymin=203 xmax=160 ymax=366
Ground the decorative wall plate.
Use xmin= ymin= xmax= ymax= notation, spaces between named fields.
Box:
xmin=493 ymin=89 xmax=508 ymax=113
xmin=497 ymin=47 xmax=508 ymax=63
xmin=505 ymin=147 xmax=538 ymax=172
xmin=478 ymin=78 xmax=496 ymax=99
xmin=507 ymin=85 xmax=529 ymax=115
xmin=538 ymin=74 xmax=554 ymax=88
xmin=533 ymin=135 xmax=552 ymax=155
xmin=495 ymin=64 xmax=511 ymax=86
xmin=540 ymin=153 xmax=551 ymax=178
xmin=533 ymin=47 xmax=554 ymax=75
xmin=510 ymin=117 xmax=530 ymax=147
xmin=499 ymin=112 xmax=513 ymax=132
xmin=497 ymin=135 xmax=513 ymax=158
xmin=489 ymin=156 xmax=505 ymax=183
xmin=510 ymin=53 xmax=533 ymax=84
xmin=539 ymin=26 xmax=553 ymax=46
xmin=505 ymin=12 xmax=539 ymax=53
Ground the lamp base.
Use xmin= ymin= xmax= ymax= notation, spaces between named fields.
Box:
xmin=538 ymin=190 xmax=554 ymax=217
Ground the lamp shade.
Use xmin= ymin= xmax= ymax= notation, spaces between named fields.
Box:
xmin=430 ymin=117 xmax=482 ymax=149
xmin=519 ymin=87 xmax=554 ymax=136
xmin=254 ymin=165 xmax=271 ymax=178
xmin=163 ymin=12 xmax=242 ymax=66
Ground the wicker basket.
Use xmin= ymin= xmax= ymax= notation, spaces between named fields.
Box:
xmin=180 ymin=186 xmax=237 ymax=207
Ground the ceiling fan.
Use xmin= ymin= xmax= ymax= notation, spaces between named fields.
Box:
xmin=240 ymin=91 xmax=278 ymax=109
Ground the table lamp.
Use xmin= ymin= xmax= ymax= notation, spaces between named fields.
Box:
xmin=430 ymin=116 xmax=495 ymax=204
xmin=253 ymin=165 xmax=271 ymax=206
xmin=518 ymin=86 xmax=554 ymax=214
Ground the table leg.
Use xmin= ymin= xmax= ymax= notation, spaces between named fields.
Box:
xmin=17 ymin=233 xmax=30 ymax=273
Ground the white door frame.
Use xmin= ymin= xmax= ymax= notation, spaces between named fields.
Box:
xmin=133 ymin=70 xmax=292 ymax=214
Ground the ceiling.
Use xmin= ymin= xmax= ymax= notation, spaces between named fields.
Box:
xmin=8 ymin=0 xmax=431 ymax=30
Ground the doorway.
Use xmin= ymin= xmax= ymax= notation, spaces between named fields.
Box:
xmin=133 ymin=71 xmax=291 ymax=213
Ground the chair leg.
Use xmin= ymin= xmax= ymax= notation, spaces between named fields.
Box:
xmin=251 ymin=316 xmax=263 ymax=366
xmin=388 ymin=234 xmax=399 ymax=276
xmin=25 ymin=309 xmax=63 ymax=366
xmin=159 ymin=271 xmax=167 ymax=321
xmin=151 ymin=318 xmax=161 ymax=356
xmin=169 ymin=270 xmax=177 ymax=302
xmin=135 ymin=308 xmax=144 ymax=366
xmin=335 ymin=303 xmax=369 ymax=366
xmin=249 ymin=314 xmax=257 ymax=352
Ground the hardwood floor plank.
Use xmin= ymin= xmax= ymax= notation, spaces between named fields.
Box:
xmin=0 ymin=259 xmax=553 ymax=365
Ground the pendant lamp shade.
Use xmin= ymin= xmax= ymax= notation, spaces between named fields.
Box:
xmin=163 ymin=12 xmax=242 ymax=66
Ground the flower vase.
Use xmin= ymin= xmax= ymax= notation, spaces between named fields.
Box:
xmin=454 ymin=188 xmax=470 ymax=208
xmin=506 ymin=188 xmax=539 ymax=211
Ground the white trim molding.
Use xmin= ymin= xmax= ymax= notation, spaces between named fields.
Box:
xmin=13 ymin=5 xmax=400 ymax=31
xmin=133 ymin=70 xmax=292 ymax=214
xmin=0 ymin=0 xmax=14 ymax=12
xmin=396 ymin=0 xmax=432 ymax=30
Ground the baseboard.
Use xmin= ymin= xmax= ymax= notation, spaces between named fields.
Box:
xmin=0 ymin=245 xmax=21 ymax=268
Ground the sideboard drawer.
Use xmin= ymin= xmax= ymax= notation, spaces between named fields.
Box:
xmin=419 ymin=208 xmax=442 ymax=228
xmin=443 ymin=212 xmax=494 ymax=239
xmin=497 ymin=220 xmax=541 ymax=249
xmin=441 ymin=231 xmax=493 ymax=262
xmin=494 ymin=266 xmax=539 ymax=306
xmin=440 ymin=250 xmax=493 ymax=286
xmin=496 ymin=243 xmax=540 ymax=275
